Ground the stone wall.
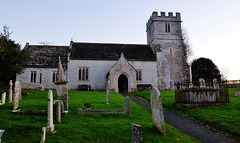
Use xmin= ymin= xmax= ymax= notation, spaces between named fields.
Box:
xmin=16 ymin=67 xmax=59 ymax=89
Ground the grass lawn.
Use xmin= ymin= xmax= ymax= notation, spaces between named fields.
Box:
xmin=130 ymin=88 xmax=240 ymax=138
xmin=0 ymin=90 xmax=199 ymax=143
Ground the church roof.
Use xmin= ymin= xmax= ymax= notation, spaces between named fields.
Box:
xmin=70 ymin=42 xmax=156 ymax=61
xmin=24 ymin=44 xmax=70 ymax=68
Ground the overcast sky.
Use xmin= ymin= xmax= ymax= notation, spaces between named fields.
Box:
xmin=1 ymin=0 xmax=240 ymax=80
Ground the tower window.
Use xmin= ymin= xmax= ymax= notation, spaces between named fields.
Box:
xmin=30 ymin=71 xmax=37 ymax=83
xmin=79 ymin=67 xmax=89 ymax=80
xmin=165 ymin=23 xmax=170 ymax=33
xmin=136 ymin=70 xmax=142 ymax=81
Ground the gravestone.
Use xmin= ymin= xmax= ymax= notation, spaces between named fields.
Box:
xmin=19 ymin=84 xmax=22 ymax=100
xmin=40 ymin=127 xmax=46 ymax=143
xmin=53 ymin=100 xmax=64 ymax=113
xmin=123 ymin=96 xmax=130 ymax=114
xmin=13 ymin=81 xmax=21 ymax=110
xmin=0 ymin=129 xmax=4 ymax=143
xmin=213 ymin=78 xmax=219 ymax=89
xmin=9 ymin=80 xmax=13 ymax=102
xmin=150 ymin=87 xmax=165 ymax=135
xmin=106 ymin=79 xmax=110 ymax=104
xmin=234 ymin=91 xmax=240 ymax=97
xmin=0 ymin=92 xmax=6 ymax=105
xmin=46 ymin=90 xmax=54 ymax=132
xmin=131 ymin=123 xmax=142 ymax=143
xmin=65 ymin=94 xmax=69 ymax=110
xmin=199 ymin=78 xmax=206 ymax=88
xmin=53 ymin=101 xmax=61 ymax=123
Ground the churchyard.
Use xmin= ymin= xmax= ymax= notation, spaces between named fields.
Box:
xmin=0 ymin=89 xmax=199 ymax=143
xmin=130 ymin=88 xmax=240 ymax=138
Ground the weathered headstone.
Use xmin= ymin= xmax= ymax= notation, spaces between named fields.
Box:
xmin=0 ymin=129 xmax=4 ymax=143
xmin=106 ymin=79 xmax=110 ymax=104
xmin=46 ymin=90 xmax=54 ymax=132
xmin=9 ymin=80 xmax=13 ymax=102
xmin=13 ymin=81 xmax=21 ymax=110
xmin=19 ymin=84 xmax=22 ymax=100
xmin=65 ymin=94 xmax=69 ymax=110
xmin=40 ymin=127 xmax=46 ymax=143
xmin=0 ymin=92 xmax=6 ymax=105
xmin=131 ymin=124 xmax=142 ymax=143
xmin=213 ymin=78 xmax=219 ymax=89
xmin=123 ymin=96 xmax=130 ymax=114
xmin=199 ymin=78 xmax=206 ymax=88
xmin=53 ymin=101 xmax=61 ymax=123
xmin=150 ymin=87 xmax=165 ymax=135
xmin=234 ymin=91 xmax=240 ymax=97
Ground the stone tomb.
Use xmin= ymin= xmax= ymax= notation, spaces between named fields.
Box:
xmin=150 ymin=87 xmax=166 ymax=135
xmin=78 ymin=96 xmax=130 ymax=114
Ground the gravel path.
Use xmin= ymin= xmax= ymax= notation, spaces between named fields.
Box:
xmin=124 ymin=94 xmax=238 ymax=143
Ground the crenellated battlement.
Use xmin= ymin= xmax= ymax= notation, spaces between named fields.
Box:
xmin=146 ymin=11 xmax=181 ymax=31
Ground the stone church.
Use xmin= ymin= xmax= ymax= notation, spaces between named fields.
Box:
xmin=16 ymin=11 xmax=190 ymax=92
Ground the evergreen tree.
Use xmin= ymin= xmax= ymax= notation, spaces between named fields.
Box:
xmin=191 ymin=57 xmax=221 ymax=83
xmin=0 ymin=26 xmax=28 ymax=87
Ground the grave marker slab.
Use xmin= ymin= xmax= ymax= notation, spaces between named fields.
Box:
xmin=131 ymin=123 xmax=142 ymax=143
xmin=150 ymin=87 xmax=166 ymax=135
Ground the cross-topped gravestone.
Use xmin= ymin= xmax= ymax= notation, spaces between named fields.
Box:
xmin=150 ymin=87 xmax=166 ymax=135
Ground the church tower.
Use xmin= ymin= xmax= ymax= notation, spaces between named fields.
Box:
xmin=146 ymin=11 xmax=189 ymax=89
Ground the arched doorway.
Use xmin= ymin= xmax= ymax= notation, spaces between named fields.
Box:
xmin=118 ymin=74 xmax=128 ymax=93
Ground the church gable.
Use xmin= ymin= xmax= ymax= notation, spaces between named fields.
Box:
xmin=70 ymin=42 xmax=156 ymax=61
xmin=109 ymin=53 xmax=137 ymax=92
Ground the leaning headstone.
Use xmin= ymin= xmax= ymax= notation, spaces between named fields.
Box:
xmin=9 ymin=80 xmax=13 ymax=102
xmin=150 ymin=87 xmax=166 ymax=135
xmin=199 ymin=78 xmax=206 ymax=88
xmin=123 ymin=96 xmax=130 ymax=114
xmin=0 ymin=92 xmax=6 ymax=105
xmin=131 ymin=124 xmax=142 ymax=143
xmin=40 ymin=127 xmax=46 ymax=143
xmin=53 ymin=101 xmax=61 ymax=123
xmin=0 ymin=129 xmax=4 ymax=143
xmin=106 ymin=79 xmax=110 ymax=104
xmin=13 ymin=81 xmax=20 ymax=110
xmin=234 ymin=91 xmax=240 ymax=97
xmin=213 ymin=78 xmax=219 ymax=89
xmin=46 ymin=90 xmax=54 ymax=132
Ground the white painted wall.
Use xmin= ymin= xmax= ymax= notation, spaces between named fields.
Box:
xmin=67 ymin=60 xmax=158 ymax=90
xmin=16 ymin=68 xmax=58 ymax=89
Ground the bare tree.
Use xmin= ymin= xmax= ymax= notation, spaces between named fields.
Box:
xmin=39 ymin=41 xmax=52 ymax=45
xmin=1 ymin=25 xmax=13 ymax=39
xmin=220 ymin=67 xmax=229 ymax=81
xmin=182 ymin=27 xmax=193 ymax=62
